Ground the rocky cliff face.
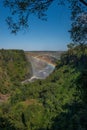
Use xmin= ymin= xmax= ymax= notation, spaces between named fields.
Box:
xmin=25 ymin=51 xmax=63 ymax=64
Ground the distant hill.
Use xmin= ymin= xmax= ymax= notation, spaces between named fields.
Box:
xmin=25 ymin=51 xmax=64 ymax=59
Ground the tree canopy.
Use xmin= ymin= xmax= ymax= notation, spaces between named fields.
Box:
xmin=3 ymin=0 xmax=54 ymax=33
xmin=69 ymin=0 xmax=87 ymax=45
xmin=2 ymin=0 xmax=87 ymax=46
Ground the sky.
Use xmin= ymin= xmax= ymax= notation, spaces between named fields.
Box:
xmin=0 ymin=1 xmax=72 ymax=51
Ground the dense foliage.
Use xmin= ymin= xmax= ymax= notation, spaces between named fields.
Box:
xmin=0 ymin=45 xmax=87 ymax=130
xmin=0 ymin=49 xmax=31 ymax=94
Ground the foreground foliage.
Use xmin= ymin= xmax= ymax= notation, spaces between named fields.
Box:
xmin=0 ymin=45 xmax=87 ymax=130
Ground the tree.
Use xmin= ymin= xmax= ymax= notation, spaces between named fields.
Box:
xmin=2 ymin=0 xmax=87 ymax=46
xmin=69 ymin=0 xmax=87 ymax=45
xmin=3 ymin=0 xmax=54 ymax=33
xmin=79 ymin=0 xmax=87 ymax=6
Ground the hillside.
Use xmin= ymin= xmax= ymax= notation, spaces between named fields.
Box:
xmin=0 ymin=46 xmax=87 ymax=130
xmin=0 ymin=49 xmax=31 ymax=94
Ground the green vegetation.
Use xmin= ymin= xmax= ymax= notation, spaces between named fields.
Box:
xmin=0 ymin=49 xmax=31 ymax=94
xmin=0 ymin=45 xmax=87 ymax=130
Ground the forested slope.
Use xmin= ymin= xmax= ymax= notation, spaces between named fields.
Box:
xmin=0 ymin=49 xmax=31 ymax=94
xmin=0 ymin=45 xmax=87 ymax=130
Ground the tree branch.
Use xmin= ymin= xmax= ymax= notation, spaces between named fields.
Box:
xmin=79 ymin=0 xmax=87 ymax=6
